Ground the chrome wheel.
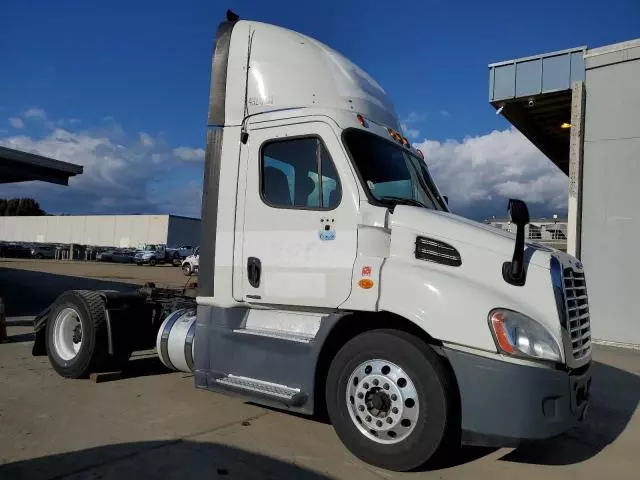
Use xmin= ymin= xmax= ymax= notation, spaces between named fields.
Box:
xmin=346 ymin=359 xmax=419 ymax=444
xmin=52 ymin=307 xmax=83 ymax=361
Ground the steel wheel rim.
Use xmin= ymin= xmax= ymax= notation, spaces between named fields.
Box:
xmin=346 ymin=359 xmax=419 ymax=444
xmin=53 ymin=307 xmax=83 ymax=361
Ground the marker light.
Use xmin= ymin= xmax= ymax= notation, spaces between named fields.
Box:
xmin=560 ymin=122 xmax=572 ymax=129
xmin=358 ymin=278 xmax=374 ymax=289
xmin=356 ymin=114 xmax=368 ymax=127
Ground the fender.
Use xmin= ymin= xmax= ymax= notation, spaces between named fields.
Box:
xmin=378 ymin=256 xmax=558 ymax=352
xmin=32 ymin=290 xmax=152 ymax=357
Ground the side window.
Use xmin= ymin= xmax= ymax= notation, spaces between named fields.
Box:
xmin=261 ymin=137 xmax=341 ymax=209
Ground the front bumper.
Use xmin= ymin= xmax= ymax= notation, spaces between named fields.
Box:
xmin=443 ymin=347 xmax=591 ymax=447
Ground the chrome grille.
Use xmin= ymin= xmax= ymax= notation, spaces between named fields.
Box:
xmin=563 ymin=266 xmax=591 ymax=361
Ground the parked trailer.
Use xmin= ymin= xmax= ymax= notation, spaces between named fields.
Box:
xmin=33 ymin=11 xmax=591 ymax=472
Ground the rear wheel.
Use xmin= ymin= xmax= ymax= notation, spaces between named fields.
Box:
xmin=325 ymin=329 xmax=456 ymax=472
xmin=46 ymin=291 xmax=109 ymax=378
xmin=149 ymin=258 xmax=157 ymax=266
xmin=46 ymin=291 xmax=132 ymax=378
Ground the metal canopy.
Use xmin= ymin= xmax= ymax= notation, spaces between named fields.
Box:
xmin=0 ymin=146 xmax=83 ymax=185
xmin=488 ymin=47 xmax=586 ymax=175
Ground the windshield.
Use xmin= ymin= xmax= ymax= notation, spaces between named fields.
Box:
xmin=343 ymin=129 xmax=446 ymax=211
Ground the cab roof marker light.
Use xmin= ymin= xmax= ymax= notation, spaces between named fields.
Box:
xmin=356 ymin=114 xmax=368 ymax=128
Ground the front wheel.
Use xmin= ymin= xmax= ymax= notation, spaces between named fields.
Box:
xmin=182 ymin=263 xmax=192 ymax=276
xmin=325 ymin=329 xmax=457 ymax=472
xmin=149 ymin=258 xmax=157 ymax=266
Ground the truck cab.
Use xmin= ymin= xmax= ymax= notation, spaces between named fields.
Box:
xmin=37 ymin=11 xmax=591 ymax=472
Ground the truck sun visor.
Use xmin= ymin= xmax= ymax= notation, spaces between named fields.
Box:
xmin=208 ymin=15 xmax=239 ymax=127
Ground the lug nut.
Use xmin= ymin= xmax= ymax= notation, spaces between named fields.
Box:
xmin=366 ymin=415 xmax=372 ymax=422
xmin=387 ymin=417 xmax=393 ymax=424
xmin=363 ymin=383 xmax=369 ymax=389
xmin=383 ymin=383 xmax=389 ymax=390
xmin=391 ymin=394 xmax=398 ymax=401
xmin=392 ymin=407 xmax=399 ymax=414
xmin=372 ymin=379 xmax=379 ymax=386
xmin=358 ymin=405 xmax=365 ymax=412
xmin=357 ymin=392 xmax=364 ymax=399
xmin=376 ymin=420 xmax=383 ymax=427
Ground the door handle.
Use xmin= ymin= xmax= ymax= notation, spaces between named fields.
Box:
xmin=247 ymin=257 xmax=261 ymax=288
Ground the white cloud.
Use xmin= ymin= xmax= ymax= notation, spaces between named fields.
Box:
xmin=401 ymin=123 xmax=420 ymax=139
xmin=23 ymin=107 xmax=46 ymax=119
xmin=173 ymin=146 xmax=205 ymax=161
xmin=69 ymin=118 xmax=81 ymax=124
xmin=9 ymin=117 xmax=24 ymax=129
xmin=402 ymin=111 xmax=426 ymax=124
xmin=439 ymin=110 xmax=451 ymax=117
xmin=0 ymin=126 xmax=204 ymax=217
xmin=103 ymin=116 xmax=114 ymax=122
xmin=414 ymin=127 xmax=567 ymax=210
xmin=139 ymin=132 xmax=154 ymax=146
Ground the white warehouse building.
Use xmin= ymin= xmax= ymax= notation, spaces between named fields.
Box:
xmin=0 ymin=214 xmax=200 ymax=249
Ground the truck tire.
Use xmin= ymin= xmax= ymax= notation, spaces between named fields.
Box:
xmin=182 ymin=263 xmax=192 ymax=276
xmin=149 ymin=258 xmax=157 ymax=266
xmin=325 ymin=329 xmax=456 ymax=472
xmin=46 ymin=290 xmax=110 ymax=378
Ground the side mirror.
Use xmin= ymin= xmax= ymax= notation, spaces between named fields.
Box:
xmin=443 ymin=195 xmax=449 ymax=205
xmin=507 ymin=198 xmax=529 ymax=226
xmin=503 ymin=198 xmax=530 ymax=286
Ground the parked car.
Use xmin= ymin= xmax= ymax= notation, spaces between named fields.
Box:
xmin=0 ymin=243 xmax=31 ymax=258
xmin=181 ymin=246 xmax=199 ymax=276
xmin=111 ymin=249 xmax=136 ymax=263
xmin=134 ymin=244 xmax=179 ymax=266
xmin=31 ymin=245 xmax=56 ymax=259
xmin=96 ymin=250 xmax=115 ymax=262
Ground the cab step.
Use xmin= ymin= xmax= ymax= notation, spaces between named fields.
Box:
xmin=215 ymin=374 xmax=306 ymax=406
xmin=233 ymin=327 xmax=314 ymax=343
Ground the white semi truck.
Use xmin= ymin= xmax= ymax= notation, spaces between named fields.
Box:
xmin=32 ymin=11 xmax=591 ymax=471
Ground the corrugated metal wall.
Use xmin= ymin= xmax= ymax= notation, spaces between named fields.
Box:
xmin=0 ymin=215 xmax=175 ymax=248
xmin=581 ymin=40 xmax=640 ymax=345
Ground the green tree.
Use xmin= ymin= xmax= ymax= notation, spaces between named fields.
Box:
xmin=0 ymin=198 xmax=46 ymax=216
xmin=5 ymin=199 xmax=19 ymax=216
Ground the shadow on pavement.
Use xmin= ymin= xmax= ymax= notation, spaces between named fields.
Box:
xmin=6 ymin=331 xmax=35 ymax=343
xmin=501 ymin=361 xmax=640 ymax=465
xmin=0 ymin=267 xmax=138 ymax=317
xmin=121 ymin=356 xmax=173 ymax=379
xmin=0 ymin=440 xmax=332 ymax=480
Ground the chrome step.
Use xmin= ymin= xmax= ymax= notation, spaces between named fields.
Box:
xmin=215 ymin=374 xmax=306 ymax=405
xmin=233 ymin=327 xmax=314 ymax=343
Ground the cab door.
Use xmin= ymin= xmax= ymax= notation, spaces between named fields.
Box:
xmin=238 ymin=120 xmax=358 ymax=308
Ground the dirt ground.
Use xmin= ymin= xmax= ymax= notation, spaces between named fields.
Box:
xmin=0 ymin=259 xmax=639 ymax=479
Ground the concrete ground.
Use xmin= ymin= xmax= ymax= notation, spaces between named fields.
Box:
xmin=1 ymin=259 xmax=639 ymax=479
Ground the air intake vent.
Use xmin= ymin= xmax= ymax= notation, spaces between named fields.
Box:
xmin=415 ymin=236 xmax=461 ymax=267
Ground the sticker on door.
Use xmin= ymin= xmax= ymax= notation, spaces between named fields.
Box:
xmin=319 ymin=217 xmax=336 ymax=241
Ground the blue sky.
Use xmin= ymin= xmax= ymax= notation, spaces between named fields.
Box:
xmin=1 ymin=0 xmax=638 ymax=219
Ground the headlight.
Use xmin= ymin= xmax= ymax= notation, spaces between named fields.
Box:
xmin=488 ymin=309 xmax=562 ymax=362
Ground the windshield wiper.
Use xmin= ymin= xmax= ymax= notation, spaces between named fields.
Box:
xmin=377 ymin=196 xmax=429 ymax=209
